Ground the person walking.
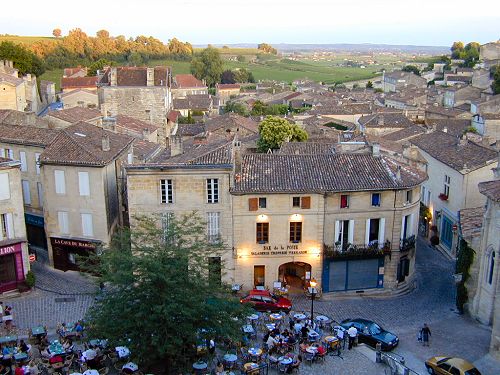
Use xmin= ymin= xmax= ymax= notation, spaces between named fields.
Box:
xmin=336 ymin=327 xmax=345 ymax=350
xmin=347 ymin=326 xmax=357 ymax=350
xmin=420 ymin=323 xmax=431 ymax=346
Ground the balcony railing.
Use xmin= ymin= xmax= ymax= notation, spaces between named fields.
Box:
xmin=323 ymin=240 xmax=391 ymax=260
xmin=400 ymin=235 xmax=416 ymax=252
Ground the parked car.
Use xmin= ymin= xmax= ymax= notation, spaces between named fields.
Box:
xmin=340 ymin=318 xmax=399 ymax=350
xmin=425 ymin=356 xmax=481 ymax=375
xmin=240 ymin=289 xmax=292 ymax=312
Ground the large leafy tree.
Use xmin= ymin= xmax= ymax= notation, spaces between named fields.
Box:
xmin=257 ymin=116 xmax=308 ymax=152
xmin=402 ymin=65 xmax=420 ymax=76
xmin=84 ymin=214 xmax=249 ymax=374
xmin=190 ymin=47 xmax=224 ymax=87
xmin=0 ymin=41 xmax=45 ymax=76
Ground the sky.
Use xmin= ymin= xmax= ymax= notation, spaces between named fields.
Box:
xmin=1 ymin=0 xmax=499 ymax=46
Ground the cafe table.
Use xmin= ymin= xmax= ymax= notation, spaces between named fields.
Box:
xmin=247 ymin=314 xmax=259 ymax=321
xmin=122 ymin=362 xmax=139 ymax=372
xmin=89 ymin=339 xmax=107 ymax=348
xmin=306 ymin=346 xmax=318 ymax=354
xmin=242 ymin=325 xmax=254 ymax=334
xmin=49 ymin=340 xmax=65 ymax=356
xmin=31 ymin=326 xmax=46 ymax=336
xmin=243 ymin=362 xmax=259 ymax=371
xmin=0 ymin=335 xmax=17 ymax=344
xmin=13 ymin=352 xmax=28 ymax=362
xmin=278 ymin=356 xmax=293 ymax=365
xmin=293 ymin=313 xmax=307 ymax=321
xmin=315 ymin=315 xmax=330 ymax=323
xmin=115 ymin=346 xmax=130 ymax=358
xmin=269 ymin=313 xmax=282 ymax=320
xmin=83 ymin=370 xmax=99 ymax=375
xmin=265 ymin=323 xmax=276 ymax=331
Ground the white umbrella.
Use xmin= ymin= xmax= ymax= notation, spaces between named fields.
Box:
xmin=70 ymin=373 xmax=83 ymax=375
xmin=82 ymin=349 xmax=97 ymax=361
xmin=83 ymin=370 xmax=99 ymax=375
xmin=122 ymin=362 xmax=139 ymax=372
xmin=115 ymin=346 xmax=130 ymax=358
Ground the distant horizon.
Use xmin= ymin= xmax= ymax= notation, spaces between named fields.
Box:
xmin=1 ymin=0 xmax=498 ymax=47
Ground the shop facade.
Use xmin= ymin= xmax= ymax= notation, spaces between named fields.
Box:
xmin=50 ymin=237 xmax=100 ymax=271
xmin=0 ymin=242 xmax=26 ymax=293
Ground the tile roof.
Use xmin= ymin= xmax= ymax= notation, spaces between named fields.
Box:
xmin=383 ymin=126 xmax=425 ymax=142
xmin=424 ymin=105 xmax=466 ymax=118
xmin=478 ymin=180 xmax=500 ymax=202
xmin=205 ymin=113 xmax=258 ymax=133
xmin=459 ymin=207 xmax=485 ymax=239
xmin=40 ymin=122 xmax=134 ymax=166
xmin=47 ymin=107 xmax=102 ymax=124
xmin=279 ymin=142 xmax=336 ymax=155
xmin=359 ymin=113 xmax=414 ymax=128
xmin=114 ymin=115 xmax=158 ymax=134
xmin=60 ymin=88 xmax=98 ymax=98
xmin=173 ymin=74 xmax=205 ymax=89
xmin=173 ymin=95 xmax=212 ymax=110
xmin=410 ymin=131 xmax=498 ymax=172
xmin=61 ymin=76 xmax=98 ymax=90
xmin=63 ymin=67 xmax=87 ymax=77
xmin=446 ymin=75 xmax=472 ymax=83
xmin=132 ymin=139 xmax=163 ymax=162
xmin=101 ymin=67 xmax=170 ymax=87
xmin=167 ymin=110 xmax=181 ymax=123
xmin=425 ymin=119 xmax=471 ymax=137
xmin=232 ymin=153 xmax=427 ymax=193
xmin=0 ymin=124 xmax=59 ymax=147
xmin=0 ymin=72 xmax=23 ymax=86
xmin=217 ymin=83 xmax=241 ymax=90
xmin=177 ymin=123 xmax=206 ymax=137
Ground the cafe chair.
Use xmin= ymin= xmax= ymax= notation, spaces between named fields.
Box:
xmin=304 ymin=352 xmax=315 ymax=365
xmin=98 ymin=367 xmax=109 ymax=375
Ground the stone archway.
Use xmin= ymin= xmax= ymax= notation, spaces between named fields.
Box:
xmin=278 ymin=261 xmax=312 ymax=289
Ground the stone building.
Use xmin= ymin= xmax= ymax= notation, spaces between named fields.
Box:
xmin=0 ymin=60 xmax=41 ymax=114
xmin=0 ymin=157 xmax=30 ymax=293
xmin=216 ymin=84 xmax=241 ymax=106
xmin=171 ymin=74 xmax=207 ymax=99
xmin=39 ymin=122 xmax=134 ymax=271
xmin=60 ymin=89 xmax=99 ymax=110
xmin=126 ymin=138 xmax=427 ymax=294
xmin=382 ymin=71 xmax=427 ymax=93
xmin=46 ymin=107 xmax=102 ymax=129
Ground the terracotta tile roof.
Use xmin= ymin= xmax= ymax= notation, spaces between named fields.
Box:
xmin=177 ymin=123 xmax=206 ymax=137
xmin=173 ymin=95 xmax=212 ymax=110
xmin=233 ymin=153 xmax=427 ymax=193
xmin=40 ymin=122 xmax=134 ymax=166
xmin=117 ymin=67 xmax=147 ymax=86
xmin=359 ymin=113 xmax=414 ymax=128
xmin=459 ymin=206 xmax=485 ymax=238
xmin=410 ymin=131 xmax=498 ymax=172
xmin=424 ymin=105 xmax=467 ymax=118
xmin=60 ymin=88 xmax=98 ymax=98
xmin=478 ymin=180 xmax=500 ymax=202
xmin=0 ymin=124 xmax=59 ymax=147
xmin=47 ymin=107 xmax=102 ymax=124
xmin=132 ymin=139 xmax=163 ymax=162
xmin=217 ymin=83 xmax=241 ymax=90
xmin=114 ymin=115 xmax=158 ymax=134
xmin=173 ymin=74 xmax=205 ymax=88
xmin=446 ymin=75 xmax=472 ymax=83
xmin=425 ymin=119 xmax=471 ymax=137
xmin=279 ymin=142 xmax=336 ymax=155
xmin=0 ymin=72 xmax=23 ymax=86
xmin=167 ymin=110 xmax=181 ymax=123
xmin=384 ymin=126 xmax=425 ymax=142
xmin=153 ymin=67 xmax=170 ymax=87
xmin=204 ymin=113 xmax=258 ymax=133
xmin=61 ymin=76 xmax=97 ymax=90
xmin=482 ymin=113 xmax=500 ymax=120
xmin=63 ymin=67 xmax=87 ymax=77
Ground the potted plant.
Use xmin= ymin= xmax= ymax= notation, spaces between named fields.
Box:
xmin=438 ymin=193 xmax=448 ymax=201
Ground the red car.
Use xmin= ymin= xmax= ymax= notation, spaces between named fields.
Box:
xmin=240 ymin=290 xmax=292 ymax=312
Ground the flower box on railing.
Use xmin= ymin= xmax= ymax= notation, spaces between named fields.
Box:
xmin=400 ymin=235 xmax=416 ymax=252
xmin=323 ymin=241 xmax=391 ymax=260
xmin=438 ymin=193 xmax=448 ymax=201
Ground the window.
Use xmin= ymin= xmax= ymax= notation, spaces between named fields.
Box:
xmin=401 ymin=214 xmax=413 ymax=240
xmin=0 ymin=213 xmax=14 ymax=240
xmin=35 ymin=153 xmax=41 ymax=174
xmin=81 ymin=213 xmax=94 ymax=237
xmin=289 ymin=222 xmax=302 ymax=243
xmin=54 ymin=170 xmax=66 ymax=194
xmin=58 ymin=211 xmax=69 ymax=234
xmin=368 ymin=218 xmax=380 ymax=243
xmin=406 ymin=190 xmax=412 ymax=204
xmin=256 ymin=222 xmax=269 ymax=244
xmin=340 ymin=194 xmax=349 ymax=209
xmin=259 ymin=198 xmax=267 ymax=209
xmin=37 ymin=182 xmax=43 ymax=207
xmin=206 ymin=178 xmax=219 ymax=203
xmin=161 ymin=212 xmax=174 ymax=244
xmin=335 ymin=220 xmax=354 ymax=250
xmin=371 ymin=193 xmax=381 ymax=207
xmin=22 ymin=180 xmax=31 ymax=205
xmin=0 ymin=148 xmax=13 ymax=159
xmin=0 ymin=173 xmax=10 ymax=200
xmin=444 ymin=175 xmax=450 ymax=197
xmin=78 ymin=172 xmax=90 ymax=196
xmin=160 ymin=179 xmax=173 ymax=204
xmin=292 ymin=197 xmax=300 ymax=207
xmin=292 ymin=196 xmax=310 ymax=209
xmin=488 ymin=251 xmax=495 ymax=285
xmin=207 ymin=212 xmax=220 ymax=243
xmin=20 ymin=151 xmax=27 ymax=172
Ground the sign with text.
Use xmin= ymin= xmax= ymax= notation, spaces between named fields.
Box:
xmin=249 ymin=244 xmax=308 ymax=257
xmin=0 ymin=243 xmax=22 ymax=256
xmin=51 ymin=237 xmax=97 ymax=250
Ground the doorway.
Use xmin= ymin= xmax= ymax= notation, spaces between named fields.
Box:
xmin=278 ymin=262 xmax=312 ymax=288
xmin=254 ymin=265 xmax=265 ymax=287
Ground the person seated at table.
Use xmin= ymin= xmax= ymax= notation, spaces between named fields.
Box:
xmin=316 ymin=345 xmax=327 ymax=356
xmin=266 ymin=334 xmax=278 ymax=352
xmin=298 ymin=341 xmax=308 ymax=353
xmin=19 ymin=340 xmax=29 ymax=353
xmin=14 ymin=363 xmax=24 ymax=375
xmin=63 ymin=339 xmax=73 ymax=352
xmin=215 ymin=361 xmax=224 ymax=375
xmin=300 ymin=325 xmax=309 ymax=340
xmin=39 ymin=337 xmax=49 ymax=350
xmin=286 ymin=355 xmax=302 ymax=373
xmin=74 ymin=321 xmax=84 ymax=336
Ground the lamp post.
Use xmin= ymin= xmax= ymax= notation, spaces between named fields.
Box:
xmin=309 ymin=278 xmax=317 ymax=324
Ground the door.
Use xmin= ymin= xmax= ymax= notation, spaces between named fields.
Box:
xmin=441 ymin=216 xmax=453 ymax=249
xmin=0 ymin=254 xmax=17 ymax=292
xmin=254 ymin=265 xmax=265 ymax=287
xmin=347 ymin=259 xmax=379 ymax=290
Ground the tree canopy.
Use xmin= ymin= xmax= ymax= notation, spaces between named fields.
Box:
xmin=0 ymin=41 xmax=45 ymax=76
xmin=402 ymin=65 xmax=420 ymax=76
xmin=257 ymin=116 xmax=308 ymax=152
xmin=84 ymin=214 xmax=249 ymax=373
xmin=450 ymin=41 xmax=481 ymax=67
xmin=190 ymin=47 xmax=224 ymax=87
xmin=492 ymin=65 xmax=500 ymax=95
xmin=258 ymin=43 xmax=278 ymax=54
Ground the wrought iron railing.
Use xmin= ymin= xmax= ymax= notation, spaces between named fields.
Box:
xmin=400 ymin=235 xmax=416 ymax=252
xmin=323 ymin=240 xmax=391 ymax=260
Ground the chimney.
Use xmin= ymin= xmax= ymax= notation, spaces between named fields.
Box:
xmin=377 ymin=115 xmax=384 ymax=126
xmin=110 ymin=67 xmax=117 ymax=86
xmin=102 ymin=117 xmax=116 ymax=131
xmin=170 ymin=135 xmax=183 ymax=157
xmin=459 ymin=134 xmax=467 ymax=146
xmin=396 ymin=165 xmax=401 ymax=180
xmin=146 ymin=67 xmax=154 ymax=87
xmin=102 ymin=134 xmax=110 ymax=152
xmin=372 ymin=142 xmax=380 ymax=157
xmin=142 ymin=128 xmax=150 ymax=139
xmin=233 ymin=139 xmax=242 ymax=174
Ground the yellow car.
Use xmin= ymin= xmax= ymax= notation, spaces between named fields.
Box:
xmin=425 ymin=356 xmax=481 ymax=375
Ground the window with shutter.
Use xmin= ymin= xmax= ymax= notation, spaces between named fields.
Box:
xmin=301 ymin=196 xmax=311 ymax=209
xmin=0 ymin=173 xmax=10 ymax=200
xmin=54 ymin=170 xmax=66 ymax=194
xmin=371 ymin=193 xmax=381 ymax=207
xmin=58 ymin=211 xmax=69 ymax=234
xmin=207 ymin=178 xmax=219 ymax=203
xmin=35 ymin=153 xmax=41 ymax=174
xmin=22 ymin=180 xmax=31 ymax=205
xmin=258 ymin=197 xmax=267 ymax=208
xmin=340 ymin=195 xmax=349 ymax=209
xmin=37 ymin=182 xmax=43 ymax=207
xmin=289 ymin=222 xmax=302 ymax=243
xmin=256 ymin=222 xmax=269 ymax=243
xmin=161 ymin=212 xmax=175 ymax=244
xmin=81 ymin=213 xmax=94 ymax=237
xmin=248 ymin=198 xmax=258 ymax=211
xmin=78 ymin=172 xmax=90 ymax=196
xmin=207 ymin=212 xmax=220 ymax=243
xmin=292 ymin=197 xmax=300 ymax=207
xmin=20 ymin=151 xmax=27 ymax=172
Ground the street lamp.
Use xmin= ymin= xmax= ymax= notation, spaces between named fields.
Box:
xmin=308 ymin=278 xmax=317 ymax=324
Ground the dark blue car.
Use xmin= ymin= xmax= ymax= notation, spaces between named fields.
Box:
xmin=340 ymin=318 xmax=399 ymax=351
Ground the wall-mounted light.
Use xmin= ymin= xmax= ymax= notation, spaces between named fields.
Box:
xmin=257 ymin=214 xmax=268 ymax=222
xmin=290 ymin=213 xmax=302 ymax=222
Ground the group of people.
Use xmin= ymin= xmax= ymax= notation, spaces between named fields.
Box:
xmin=0 ymin=339 xmax=32 ymax=375
xmin=0 ymin=302 xmax=14 ymax=331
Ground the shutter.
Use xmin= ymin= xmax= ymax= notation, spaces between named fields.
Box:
xmin=0 ymin=173 xmax=10 ymax=200
xmin=35 ymin=153 xmax=41 ymax=174
xmin=81 ymin=214 xmax=93 ymax=237
xmin=58 ymin=212 xmax=69 ymax=234
xmin=20 ymin=151 xmax=27 ymax=172
xmin=348 ymin=220 xmax=354 ymax=244
xmin=409 ymin=213 xmax=415 ymax=236
xmin=248 ymin=198 xmax=258 ymax=211
xmin=78 ymin=172 xmax=90 ymax=196
xmin=37 ymin=182 xmax=43 ymax=207
xmin=215 ymin=213 xmax=220 ymax=237
xmin=55 ymin=170 xmax=65 ymax=194
xmin=365 ymin=218 xmax=371 ymax=245
xmin=334 ymin=221 xmax=340 ymax=244
xmin=0 ymin=149 xmax=4 ymax=157
xmin=301 ymin=196 xmax=311 ymax=209
xmin=378 ymin=218 xmax=386 ymax=248
xmin=22 ymin=180 xmax=31 ymax=204
xmin=6 ymin=213 xmax=14 ymax=238
xmin=0 ymin=216 xmax=3 ymax=241
xmin=401 ymin=215 xmax=406 ymax=240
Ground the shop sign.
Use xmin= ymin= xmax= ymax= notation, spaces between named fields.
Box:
xmin=0 ymin=243 xmax=22 ymax=256
xmin=25 ymin=213 xmax=44 ymax=228
xmin=250 ymin=244 xmax=308 ymax=256
xmin=51 ymin=237 xmax=97 ymax=250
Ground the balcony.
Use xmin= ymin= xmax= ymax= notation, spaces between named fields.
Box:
xmin=400 ymin=235 xmax=416 ymax=252
xmin=323 ymin=240 xmax=391 ymax=260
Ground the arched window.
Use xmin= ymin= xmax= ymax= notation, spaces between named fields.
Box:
xmin=488 ymin=251 xmax=495 ymax=285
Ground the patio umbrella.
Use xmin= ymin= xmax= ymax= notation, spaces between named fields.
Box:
xmin=83 ymin=370 xmax=99 ymax=375
xmin=82 ymin=349 xmax=97 ymax=361
xmin=122 ymin=362 xmax=139 ymax=372
xmin=115 ymin=346 xmax=130 ymax=358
